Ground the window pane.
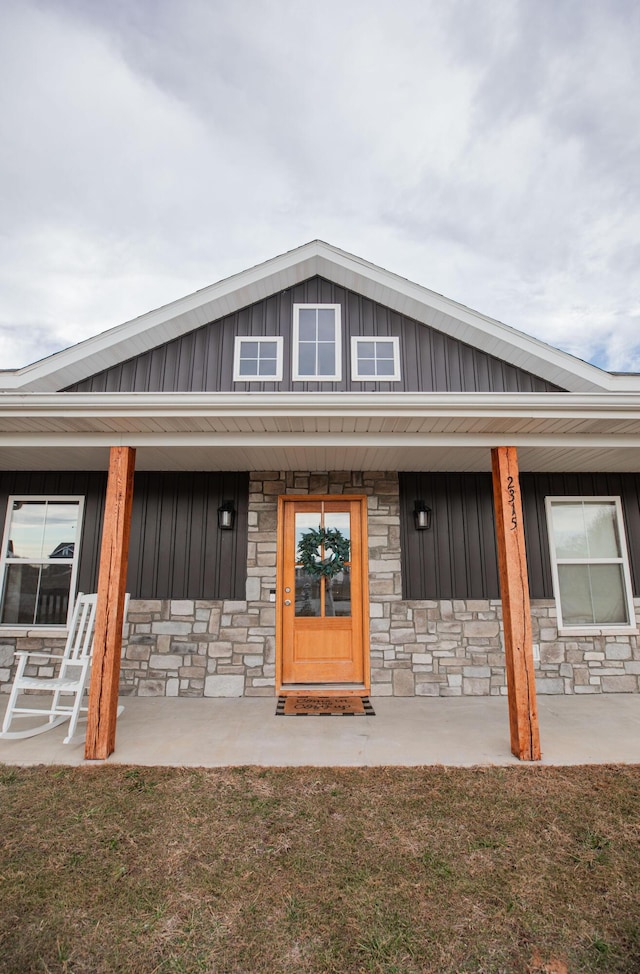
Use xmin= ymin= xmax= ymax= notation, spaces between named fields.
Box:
xmin=376 ymin=342 xmax=394 ymax=360
xmin=1 ymin=563 xmax=72 ymax=625
xmin=297 ymin=343 xmax=316 ymax=376
xmin=7 ymin=501 xmax=79 ymax=560
xmin=317 ymin=342 xmax=335 ymax=375
xmin=240 ymin=341 xmax=259 ymax=358
xmin=377 ymin=359 xmax=395 ymax=376
xmin=358 ymin=359 xmax=376 ymax=376
xmin=42 ymin=504 xmax=79 ymax=559
xmin=298 ymin=310 xmax=317 ymax=341
xmin=317 ymin=309 xmax=335 ymax=337
xmin=7 ymin=502 xmax=47 ymax=558
xmin=552 ymin=503 xmax=589 ymax=558
xmin=552 ymin=501 xmax=622 ymax=559
xmin=258 ymin=341 xmax=277 ymax=358
xmin=583 ymin=503 xmax=621 ymax=558
xmin=558 ymin=563 xmax=628 ymax=626
xmin=258 ymin=358 xmax=277 ymax=376
xmin=358 ymin=341 xmax=375 ymax=360
xmin=239 ymin=358 xmax=259 ymax=376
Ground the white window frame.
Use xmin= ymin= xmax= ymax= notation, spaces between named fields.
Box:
xmin=233 ymin=336 xmax=283 ymax=382
xmin=351 ymin=336 xmax=401 ymax=381
xmin=0 ymin=496 xmax=85 ymax=629
xmin=545 ymin=495 xmax=637 ymax=634
xmin=292 ymin=304 xmax=342 ymax=381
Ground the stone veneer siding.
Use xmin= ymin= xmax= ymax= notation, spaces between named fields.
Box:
xmin=2 ymin=470 xmax=639 ymax=696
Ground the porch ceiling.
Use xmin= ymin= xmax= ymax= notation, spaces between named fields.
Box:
xmin=0 ymin=392 xmax=638 ymax=472
xmin=0 ymin=443 xmax=638 ymax=473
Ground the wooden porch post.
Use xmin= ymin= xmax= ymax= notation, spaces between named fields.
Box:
xmin=85 ymin=446 xmax=136 ymax=760
xmin=491 ymin=446 xmax=541 ymax=761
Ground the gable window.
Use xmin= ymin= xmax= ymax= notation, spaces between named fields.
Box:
xmin=545 ymin=497 xmax=636 ymax=631
xmin=292 ymin=304 xmax=341 ymax=381
xmin=351 ymin=336 xmax=401 ymax=381
xmin=0 ymin=497 xmax=84 ymax=627
xmin=233 ymin=336 xmax=283 ymax=381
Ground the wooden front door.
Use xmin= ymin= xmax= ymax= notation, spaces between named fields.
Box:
xmin=277 ymin=495 xmax=370 ymax=693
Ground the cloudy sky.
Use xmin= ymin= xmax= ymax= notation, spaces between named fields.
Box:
xmin=1 ymin=0 xmax=639 ymax=373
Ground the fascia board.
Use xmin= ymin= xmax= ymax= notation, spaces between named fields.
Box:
xmin=0 ymin=239 xmax=637 ymax=394
xmin=1 ymin=433 xmax=639 ymax=452
xmin=1 ymin=391 xmax=640 ymax=421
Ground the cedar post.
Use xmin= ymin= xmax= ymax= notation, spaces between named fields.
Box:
xmin=491 ymin=446 xmax=541 ymax=761
xmin=85 ymin=446 xmax=136 ymax=760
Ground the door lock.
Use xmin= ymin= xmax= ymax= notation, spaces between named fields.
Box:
xmin=284 ymin=599 xmax=292 ymax=606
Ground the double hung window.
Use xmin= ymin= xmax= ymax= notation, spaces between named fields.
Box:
xmin=292 ymin=305 xmax=341 ymax=381
xmin=546 ymin=497 xmax=635 ymax=630
xmin=0 ymin=497 xmax=84 ymax=627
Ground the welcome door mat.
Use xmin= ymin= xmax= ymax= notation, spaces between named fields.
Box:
xmin=276 ymin=696 xmax=375 ymax=716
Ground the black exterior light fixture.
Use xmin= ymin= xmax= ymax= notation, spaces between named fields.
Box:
xmin=413 ymin=499 xmax=432 ymax=531
xmin=217 ymin=500 xmax=236 ymax=531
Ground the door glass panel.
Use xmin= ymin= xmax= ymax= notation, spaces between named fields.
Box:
xmin=295 ymin=513 xmax=322 ymax=552
xmin=324 ymin=511 xmax=350 ymax=542
xmin=295 ymin=568 xmax=321 ymax=617
xmin=326 ymin=569 xmax=351 ymax=617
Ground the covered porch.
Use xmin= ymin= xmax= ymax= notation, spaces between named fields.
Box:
xmin=0 ymin=692 xmax=639 ymax=767
xmin=1 ymin=391 xmax=639 ymax=763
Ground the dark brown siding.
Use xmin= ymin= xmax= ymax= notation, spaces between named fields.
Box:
xmin=64 ymin=277 xmax=564 ymax=394
xmin=0 ymin=471 xmax=248 ymax=600
xmin=400 ymin=472 xmax=640 ymax=600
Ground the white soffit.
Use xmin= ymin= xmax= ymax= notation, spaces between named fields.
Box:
xmin=0 ymin=241 xmax=638 ymax=393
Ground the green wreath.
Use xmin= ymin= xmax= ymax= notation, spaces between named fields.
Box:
xmin=297 ymin=527 xmax=350 ymax=579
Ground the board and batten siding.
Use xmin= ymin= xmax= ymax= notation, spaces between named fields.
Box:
xmin=64 ymin=277 xmax=564 ymax=394
xmin=0 ymin=471 xmax=248 ymax=601
xmin=400 ymin=472 xmax=640 ymax=601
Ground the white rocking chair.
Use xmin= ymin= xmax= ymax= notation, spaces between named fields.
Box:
xmin=1 ymin=592 xmax=129 ymax=744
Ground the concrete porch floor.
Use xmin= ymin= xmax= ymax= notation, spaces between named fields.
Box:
xmin=1 ymin=693 xmax=639 ymax=767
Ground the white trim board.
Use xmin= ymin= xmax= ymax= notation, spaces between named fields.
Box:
xmin=1 ymin=241 xmax=637 ymax=394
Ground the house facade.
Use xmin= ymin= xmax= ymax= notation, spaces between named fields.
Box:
xmin=1 ymin=241 xmax=639 ymax=711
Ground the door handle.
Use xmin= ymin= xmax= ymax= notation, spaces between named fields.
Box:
xmin=284 ymin=599 xmax=292 ymax=606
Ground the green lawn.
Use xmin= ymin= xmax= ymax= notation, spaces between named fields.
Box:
xmin=1 ymin=764 xmax=639 ymax=973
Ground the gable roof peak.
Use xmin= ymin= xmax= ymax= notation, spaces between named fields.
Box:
xmin=0 ymin=241 xmax=636 ymax=393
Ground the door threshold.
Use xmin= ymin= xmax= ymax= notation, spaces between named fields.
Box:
xmin=279 ymin=683 xmax=368 ymax=698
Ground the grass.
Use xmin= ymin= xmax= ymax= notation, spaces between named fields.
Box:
xmin=1 ymin=764 xmax=640 ymax=973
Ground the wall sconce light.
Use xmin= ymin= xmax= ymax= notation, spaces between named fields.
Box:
xmin=413 ymin=500 xmax=432 ymax=531
xmin=217 ymin=500 xmax=236 ymax=531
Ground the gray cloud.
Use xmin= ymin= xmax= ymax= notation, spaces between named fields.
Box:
xmin=0 ymin=0 xmax=638 ymax=373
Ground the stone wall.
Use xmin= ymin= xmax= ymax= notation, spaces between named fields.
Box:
xmin=2 ymin=470 xmax=639 ymax=696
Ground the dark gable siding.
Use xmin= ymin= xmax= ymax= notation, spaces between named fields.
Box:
xmin=400 ymin=472 xmax=640 ymax=600
xmin=64 ymin=277 xmax=564 ymax=393
xmin=0 ymin=472 xmax=248 ymax=601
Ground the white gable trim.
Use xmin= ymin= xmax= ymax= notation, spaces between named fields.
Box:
xmin=0 ymin=241 xmax=637 ymax=393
